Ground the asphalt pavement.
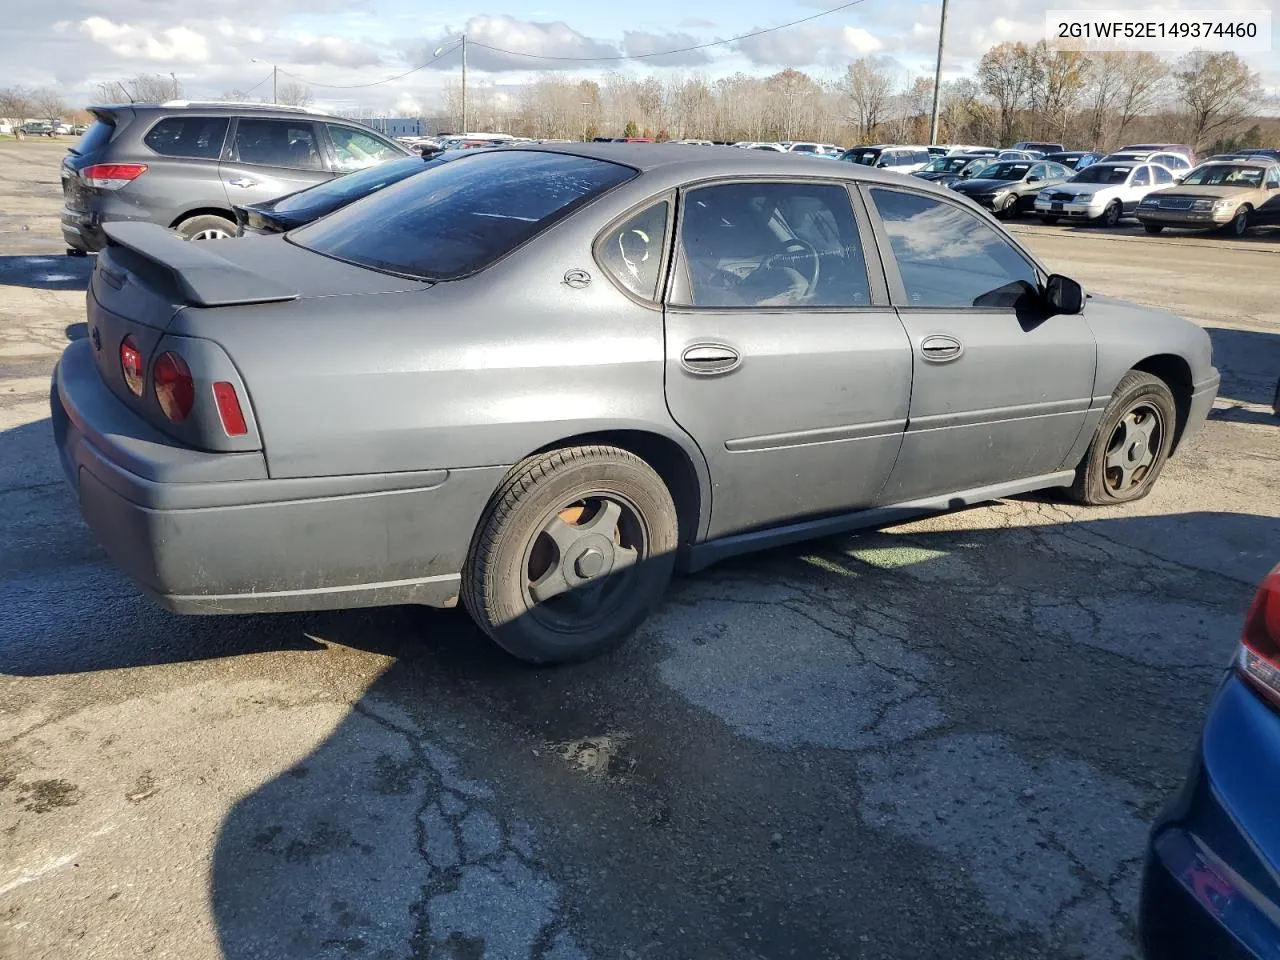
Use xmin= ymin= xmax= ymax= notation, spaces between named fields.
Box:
xmin=1 ymin=139 xmax=1278 ymax=960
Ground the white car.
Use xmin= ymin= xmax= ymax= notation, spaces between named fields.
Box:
xmin=1103 ymin=150 xmax=1191 ymax=174
xmin=745 ymin=142 xmax=786 ymax=152
xmin=785 ymin=141 xmax=838 ymax=156
xmin=839 ymin=144 xmax=931 ymax=173
xmin=1034 ymin=161 xmax=1178 ymax=226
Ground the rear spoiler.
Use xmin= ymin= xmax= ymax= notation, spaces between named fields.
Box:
xmin=102 ymin=222 xmax=299 ymax=307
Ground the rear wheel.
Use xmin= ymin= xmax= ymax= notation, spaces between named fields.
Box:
xmin=1099 ymin=200 xmax=1122 ymax=228
xmin=1143 ymin=224 xmax=1164 ymax=234
xmin=462 ymin=445 xmax=679 ymax=664
xmin=1068 ymin=371 xmax=1177 ymax=505
xmin=175 ymin=214 xmax=236 ymax=241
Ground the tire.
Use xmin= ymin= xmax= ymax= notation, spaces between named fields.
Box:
xmin=174 ymin=214 xmax=236 ymax=241
xmin=1068 ymin=371 xmax=1177 ymax=506
xmin=1099 ymin=201 xmax=1121 ymax=228
xmin=462 ymin=445 xmax=679 ymax=664
xmin=1039 ymin=216 xmax=1059 ymax=225
xmin=1222 ymin=206 xmax=1250 ymax=237
xmin=1143 ymin=224 xmax=1164 ymax=234
xmin=998 ymin=195 xmax=1018 ymax=219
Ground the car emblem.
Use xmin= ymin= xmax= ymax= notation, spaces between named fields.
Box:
xmin=90 ymin=326 xmax=101 ymax=351
xmin=562 ymin=268 xmax=591 ymax=289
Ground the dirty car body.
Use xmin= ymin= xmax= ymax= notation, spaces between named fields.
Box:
xmin=51 ymin=144 xmax=1220 ymax=662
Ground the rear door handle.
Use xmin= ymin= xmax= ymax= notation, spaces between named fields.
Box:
xmin=227 ymin=177 xmax=259 ymax=188
xmin=680 ymin=343 xmax=741 ymax=375
xmin=920 ymin=335 xmax=963 ymax=363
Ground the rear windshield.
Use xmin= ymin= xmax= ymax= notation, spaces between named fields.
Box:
xmin=290 ymin=151 xmax=636 ymax=281
xmin=274 ymin=155 xmax=439 ymax=215
xmin=73 ymin=118 xmax=115 ymax=156
xmin=842 ymin=148 xmax=882 ymax=165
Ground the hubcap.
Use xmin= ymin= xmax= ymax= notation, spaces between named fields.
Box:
xmin=523 ymin=495 xmax=645 ymax=632
xmin=1103 ymin=402 xmax=1164 ymax=492
xmin=189 ymin=227 xmax=230 ymax=240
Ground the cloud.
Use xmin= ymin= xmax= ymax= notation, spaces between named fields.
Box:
xmin=415 ymin=16 xmax=619 ymax=72
xmin=735 ymin=24 xmax=884 ymax=66
xmin=621 ymin=31 xmax=712 ymax=67
xmin=78 ymin=17 xmax=210 ymax=62
xmin=678 ymin=18 xmax=716 ymax=29
xmin=292 ymin=36 xmax=384 ymax=68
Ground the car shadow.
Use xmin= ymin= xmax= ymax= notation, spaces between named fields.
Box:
xmin=0 ymin=254 xmax=93 ymax=291
xmin=1205 ymin=325 xmax=1280 ymax=424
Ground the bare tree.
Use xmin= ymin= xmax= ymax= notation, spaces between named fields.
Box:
xmin=1174 ymin=50 xmax=1262 ymax=150
xmin=843 ymin=58 xmax=894 ymax=141
xmin=977 ymin=41 xmax=1036 ymax=146
xmin=1113 ymin=53 xmax=1170 ymax=144
xmin=30 ymin=88 xmax=67 ymax=122
xmin=1029 ymin=44 xmax=1090 ymax=141
xmin=219 ymin=90 xmax=254 ymax=102
xmin=276 ymin=81 xmax=314 ymax=108
xmin=0 ymin=87 xmax=35 ymax=123
xmin=96 ymin=73 xmax=182 ymax=104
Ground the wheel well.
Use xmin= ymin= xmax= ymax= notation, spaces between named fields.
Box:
xmin=1132 ymin=354 xmax=1193 ymax=450
xmin=168 ymin=208 xmax=236 ymax=229
xmin=531 ymin=431 xmax=704 ymax=545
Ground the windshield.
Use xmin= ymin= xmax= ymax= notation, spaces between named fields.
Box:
xmin=842 ymin=148 xmax=881 ymax=165
xmin=1181 ymin=164 xmax=1264 ymax=187
xmin=922 ymin=156 xmax=972 ymax=173
xmin=274 ymin=156 xmax=437 ymax=214
xmin=1070 ymin=165 xmax=1131 ymax=185
xmin=977 ymin=162 xmax=1030 ymax=181
xmin=290 ymin=151 xmax=636 ymax=281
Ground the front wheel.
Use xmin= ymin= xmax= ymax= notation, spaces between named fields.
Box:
xmin=1067 ymin=371 xmax=1177 ymax=505
xmin=462 ymin=445 xmax=679 ymax=663
xmin=1143 ymin=224 xmax=1164 ymax=234
xmin=175 ymin=213 xmax=236 ymax=241
xmin=998 ymin=195 xmax=1018 ymax=219
xmin=1223 ymin=207 xmax=1250 ymax=237
xmin=1098 ymin=201 xmax=1121 ymax=228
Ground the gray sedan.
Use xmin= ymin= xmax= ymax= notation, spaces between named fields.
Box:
xmin=950 ymin=159 xmax=1073 ymax=217
xmin=51 ymin=144 xmax=1220 ymax=663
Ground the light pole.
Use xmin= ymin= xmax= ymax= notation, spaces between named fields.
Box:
xmin=250 ymin=58 xmax=278 ymax=103
xmin=927 ymin=0 xmax=950 ymax=146
xmin=434 ymin=35 xmax=468 ymax=134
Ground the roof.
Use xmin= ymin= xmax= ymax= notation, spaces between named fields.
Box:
xmin=500 ymin=142 xmax=952 ymax=192
xmin=89 ymin=101 xmax=334 ymax=119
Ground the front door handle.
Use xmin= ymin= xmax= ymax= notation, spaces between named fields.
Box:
xmin=680 ymin=343 xmax=741 ymax=375
xmin=920 ymin=335 xmax=963 ymax=363
xmin=227 ymin=177 xmax=259 ymax=189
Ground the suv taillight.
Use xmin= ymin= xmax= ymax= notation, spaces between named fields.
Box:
xmin=153 ymin=351 xmax=194 ymax=423
xmin=82 ymin=163 xmax=147 ymax=190
xmin=1237 ymin=565 xmax=1280 ymax=708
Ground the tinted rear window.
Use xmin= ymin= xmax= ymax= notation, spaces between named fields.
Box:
xmin=144 ymin=116 xmax=229 ymax=160
xmin=291 ymin=151 xmax=636 ymax=281
xmin=73 ymin=118 xmax=116 ymax=156
xmin=843 ymin=148 xmax=882 ymax=165
xmin=273 ymin=155 xmax=437 ymax=215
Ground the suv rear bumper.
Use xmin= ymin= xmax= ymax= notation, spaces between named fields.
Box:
xmin=52 ymin=339 xmax=503 ymax=614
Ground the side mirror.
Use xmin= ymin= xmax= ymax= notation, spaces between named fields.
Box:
xmin=876 ymin=161 xmax=889 ymax=168
xmin=1026 ymin=174 xmax=1041 ymax=183
xmin=1174 ymin=175 xmax=1185 ymax=183
xmin=1045 ymin=274 xmax=1085 ymax=315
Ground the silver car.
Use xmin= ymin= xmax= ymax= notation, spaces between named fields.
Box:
xmin=51 ymin=144 xmax=1220 ymax=663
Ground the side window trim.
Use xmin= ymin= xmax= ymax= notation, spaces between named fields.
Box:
xmin=591 ymin=192 xmax=676 ymax=309
xmin=665 ymin=177 xmax=885 ymax=312
xmin=857 ymin=183 xmax=1046 ymax=311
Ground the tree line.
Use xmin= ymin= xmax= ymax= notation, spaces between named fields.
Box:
xmin=2 ymin=43 xmax=1272 ymax=153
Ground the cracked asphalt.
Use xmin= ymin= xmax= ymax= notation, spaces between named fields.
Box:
xmin=2 ymin=139 xmax=1278 ymax=959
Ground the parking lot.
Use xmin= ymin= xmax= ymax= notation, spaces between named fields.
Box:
xmin=1 ymin=137 xmax=1277 ymax=959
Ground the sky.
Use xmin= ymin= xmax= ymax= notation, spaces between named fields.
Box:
xmin=7 ymin=0 xmax=1279 ymax=116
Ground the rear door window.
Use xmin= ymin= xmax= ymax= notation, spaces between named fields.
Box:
xmin=1153 ymin=165 xmax=1174 ymax=184
xmin=232 ymin=118 xmax=323 ymax=170
xmin=144 ymin=116 xmax=229 ymax=160
xmin=291 ymin=151 xmax=636 ymax=280
xmin=597 ymin=201 xmax=670 ymax=301
xmin=1132 ymin=166 xmax=1151 ymax=186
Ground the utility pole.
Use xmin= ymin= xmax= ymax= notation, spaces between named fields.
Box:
xmin=170 ymin=72 xmax=178 ymax=99
xmin=928 ymin=0 xmax=950 ymax=145
xmin=460 ymin=34 xmax=468 ymax=134
xmin=273 ymin=64 xmax=278 ymax=104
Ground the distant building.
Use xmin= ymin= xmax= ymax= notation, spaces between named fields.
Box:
xmin=358 ymin=117 xmax=424 ymax=138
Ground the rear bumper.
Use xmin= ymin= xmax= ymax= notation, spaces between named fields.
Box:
xmin=1140 ymin=675 xmax=1280 ymax=960
xmin=52 ymin=340 xmax=503 ymax=614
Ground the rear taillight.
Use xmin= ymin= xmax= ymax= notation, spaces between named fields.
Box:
xmin=82 ymin=163 xmax=147 ymax=190
xmin=120 ymin=336 xmax=144 ymax=396
xmin=153 ymin=352 xmax=194 ymax=423
xmin=212 ymin=381 xmax=248 ymax=437
xmin=1237 ymin=565 xmax=1280 ymax=708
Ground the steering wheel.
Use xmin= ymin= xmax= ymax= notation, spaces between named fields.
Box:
xmin=764 ymin=238 xmax=820 ymax=299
